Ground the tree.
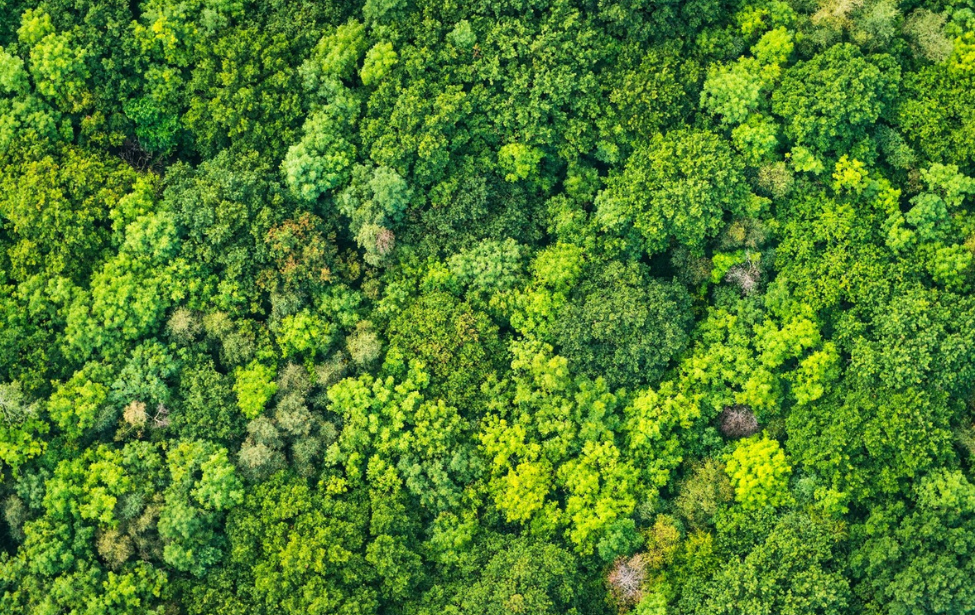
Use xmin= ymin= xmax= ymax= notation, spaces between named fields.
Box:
xmin=386 ymin=291 xmax=504 ymax=411
xmin=447 ymin=238 xmax=526 ymax=305
xmin=159 ymin=440 xmax=243 ymax=577
xmin=680 ymin=513 xmax=850 ymax=615
xmin=666 ymin=300 xmax=830 ymax=418
xmin=550 ymin=260 xmax=692 ymax=389
xmin=171 ymin=357 xmax=245 ymax=443
xmin=479 ymin=340 xmax=698 ymax=558
xmin=595 ymin=129 xmax=755 ymax=255
xmin=62 ymin=209 xmax=181 ymax=362
xmin=183 ymin=26 xmax=308 ymax=159
xmin=361 ymin=42 xmax=397 ymax=87
xmin=282 ymin=20 xmax=364 ymax=202
xmin=602 ymin=44 xmax=690 ymax=144
xmin=449 ymin=536 xmax=605 ymax=615
xmin=225 ymin=472 xmax=378 ymax=615
xmin=260 ymin=212 xmax=339 ymax=300
xmin=478 ymin=341 xmax=629 ymax=553
xmin=701 ymin=58 xmax=765 ymax=125
xmin=786 ymin=386 xmax=957 ymax=500
xmin=673 ymin=459 xmax=735 ymax=530
xmin=325 ymin=359 xmax=478 ymax=513
xmin=772 ymin=44 xmax=898 ymax=153
xmin=0 ymin=382 xmax=48 ymax=476
xmin=848 ymin=289 xmax=975 ymax=398
xmin=164 ymin=148 xmax=293 ymax=313
xmin=498 ymin=143 xmax=544 ymax=183
xmin=898 ymin=63 xmax=975 ymax=170
xmin=849 ymin=470 xmax=975 ymax=614
xmin=46 ymin=362 xmax=109 ymax=439
xmin=334 ymin=163 xmax=412 ymax=265
xmin=507 ymin=242 xmax=587 ymax=338
xmin=233 ymin=361 xmax=277 ymax=420
xmin=0 ymin=443 xmax=171 ymax=613
xmin=19 ymin=9 xmax=91 ymax=114
xmin=275 ymin=310 xmax=334 ymax=360
xmin=0 ymin=145 xmax=137 ymax=283
xmin=725 ymin=436 xmax=792 ymax=510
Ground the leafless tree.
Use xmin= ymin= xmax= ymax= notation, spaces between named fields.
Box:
xmin=375 ymin=227 xmax=396 ymax=257
xmin=118 ymin=138 xmax=166 ymax=173
xmin=151 ymin=404 xmax=170 ymax=429
xmin=607 ymin=554 xmax=646 ymax=608
xmin=0 ymin=382 xmax=35 ymax=426
xmin=123 ymin=401 xmax=148 ymax=429
xmin=718 ymin=405 xmax=759 ymax=439
xmin=724 ymin=253 xmax=762 ymax=295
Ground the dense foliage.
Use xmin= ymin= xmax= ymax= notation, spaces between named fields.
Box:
xmin=2 ymin=0 xmax=975 ymax=612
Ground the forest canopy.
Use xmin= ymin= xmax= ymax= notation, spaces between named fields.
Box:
xmin=2 ymin=0 xmax=975 ymax=613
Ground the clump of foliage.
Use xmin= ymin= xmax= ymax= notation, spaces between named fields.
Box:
xmin=1 ymin=0 xmax=974 ymax=613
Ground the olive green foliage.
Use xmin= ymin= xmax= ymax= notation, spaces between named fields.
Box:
xmin=1 ymin=0 xmax=975 ymax=613
xmin=550 ymin=260 xmax=692 ymax=388
xmin=386 ymin=291 xmax=503 ymax=410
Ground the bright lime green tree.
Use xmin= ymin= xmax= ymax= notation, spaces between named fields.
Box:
xmin=725 ymin=436 xmax=792 ymax=510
